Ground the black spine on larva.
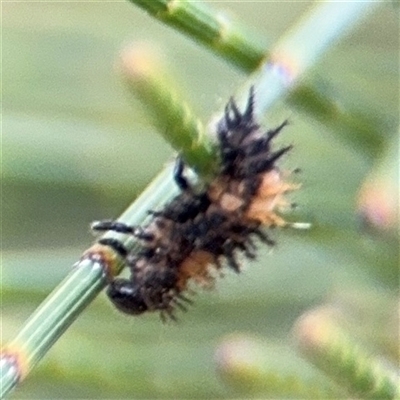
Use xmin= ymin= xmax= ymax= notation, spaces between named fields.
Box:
xmin=217 ymin=88 xmax=289 ymax=179
xmin=94 ymin=87 xmax=291 ymax=320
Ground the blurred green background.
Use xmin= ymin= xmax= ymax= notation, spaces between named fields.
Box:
xmin=2 ymin=1 xmax=399 ymax=398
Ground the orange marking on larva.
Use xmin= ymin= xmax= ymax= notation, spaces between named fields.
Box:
xmin=248 ymin=196 xmax=280 ymax=217
xmin=219 ymin=192 xmax=245 ymax=213
xmin=246 ymin=202 xmax=287 ymax=227
xmin=177 ymin=251 xmax=216 ymax=290
xmin=209 ymin=177 xmax=249 ymax=213
xmin=256 ymin=170 xmax=300 ymax=198
xmin=90 ymin=87 xmax=304 ymax=320
xmin=245 ymin=168 xmax=300 ymax=225
xmin=208 ymin=177 xmax=228 ymax=202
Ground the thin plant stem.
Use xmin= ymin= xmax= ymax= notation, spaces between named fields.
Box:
xmin=216 ymin=335 xmax=340 ymax=398
xmin=0 ymin=2 xmax=383 ymax=398
xmin=122 ymin=2 xmax=380 ymax=177
xmin=0 ymin=167 xmax=181 ymax=399
xmin=127 ymin=0 xmax=267 ymax=72
xmin=286 ymin=85 xmax=385 ymax=156
xmin=2 ymin=44 xmax=201 ymax=399
xmin=1 ymin=258 xmax=110 ymax=392
xmin=118 ymin=44 xmax=216 ymax=177
xmin=128 ymin=0 xmax=386 ymax=156
xmin=229 ymin=1 xmax=380 ymax=117
xmin=294 ymin=308 xmax=400 ymax=399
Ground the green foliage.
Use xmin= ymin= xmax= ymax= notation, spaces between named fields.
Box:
xmin=2 ymin=1 xmax=398 ymax=399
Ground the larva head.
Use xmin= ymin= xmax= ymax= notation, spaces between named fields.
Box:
xmin=106 ymin=278 xmax=148 ymax=315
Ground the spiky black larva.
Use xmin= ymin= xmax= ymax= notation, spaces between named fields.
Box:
xmin=92 ymin=86 xmax=299 ymax=321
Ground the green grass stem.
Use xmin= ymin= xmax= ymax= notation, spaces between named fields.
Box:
xmin=118 ymin=45 xmax=216 ymax=177
xmin=128 ymin=0 xmax=385 ymax=157
xmin=0 ymin=2 xmax=385 ymax=398
xmin=216 ymin=335 xmax=340 ymax=398
xmin=286 ymin=85 xmax=385 ymax=156
xmin=127 ymin=0 xmax=266 ymax=73
xmin=237 ymin=1 xmax=379 ymax=116
xmin=294 ymin=308 xmax=400 ymax=399
xmin=1 ymin=259 xmax=108 ymax=398
xmin=0 ymin=167 xmax=181 ymax=399
xmin=121 ymin=3 xmax=379 ymax=179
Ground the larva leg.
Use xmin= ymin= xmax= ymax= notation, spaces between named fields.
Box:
xmin=173 ymin=156 xmax=191 ymax=191
xmin=91 ymin=220 xmax=135 ymax=234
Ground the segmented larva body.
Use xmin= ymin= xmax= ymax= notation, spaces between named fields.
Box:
xmin=92 ymin=87 xmax=299 ymax=320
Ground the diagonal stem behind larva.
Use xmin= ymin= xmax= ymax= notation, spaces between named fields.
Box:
xmin=128 ymin=0 xmax=386 ymax=157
